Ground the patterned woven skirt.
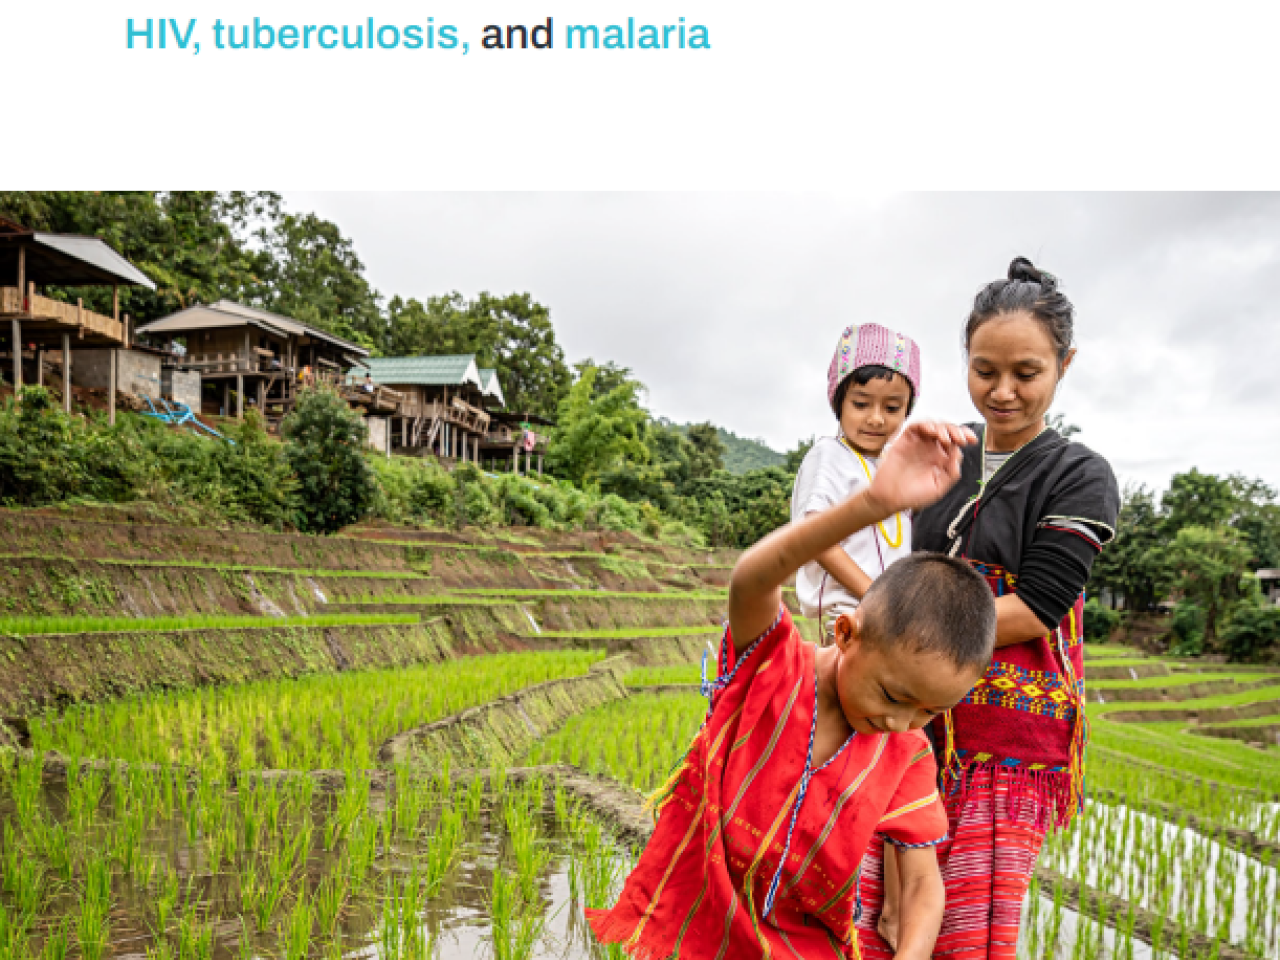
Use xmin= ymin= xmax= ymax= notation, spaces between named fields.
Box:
xmin=855 ymin=765 xmax=1048 ymax=959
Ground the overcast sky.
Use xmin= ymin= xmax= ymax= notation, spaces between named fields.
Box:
xmin=286 ymin=192 xmax=1280 ymax=493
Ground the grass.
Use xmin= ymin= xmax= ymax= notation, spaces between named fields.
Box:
xmin=0 ymin=612 xmax=420 ymax=637
xmin=1088 ymin=684 xmax=1280 ymax=717
xmin=32 ymin=649 xmax=607 ymax=772
xmin=624 ymin=664 xmax=709 ymax=687
xmin=1091 ymin=671 xmax=1278 ymax=690
xmin=538 ymin=626 xmax=721 ymax=639
xmin=1090 ymin=719 xmax=1280 ymax=793
xmin=0 ymin=553 xmax=431 ymax=580
xmin=1201 ymin=714 xmax=1280 ymax=728
xmin=353 ymin=590 xmax=727 ymax=605
xmin=524 ymin=692 xmax=708 ymax=792
xmin=1082 ymin=644 xmax=1149 ymax=659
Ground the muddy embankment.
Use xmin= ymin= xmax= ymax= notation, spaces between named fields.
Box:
xmin=1105 ymin=698 xmax=1280 ymax=724
xmin=330 ymin=593 xmax=731 ymax=634
xmin=1091 ymin=677 xmax=1280 ymax=704
xmin=1193 ymin=722 xmax=1280 ymax=746
xmin=379 ymin=657 xmax=634 ymax=768
xmin=0 ymin=514 xmax=733 ymax=616
xmin=1085 ymin=663 xmax=1171 ymax=681
xmin=0 ymin=620 xmax=468 ymax=717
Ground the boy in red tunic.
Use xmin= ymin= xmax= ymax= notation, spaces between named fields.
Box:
xmin=589 ymin=422 xmax=994 ymax=960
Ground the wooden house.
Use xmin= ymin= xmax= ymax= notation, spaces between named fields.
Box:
xmin=135 ymin=301 xmax=371 ymax=422
xmin=481 ymin=410 xmax=552 ymax=475
xmin=353 ymin=355 xmax=504 ymax=462
xmin=0 ymin=217 xmax=156 ymax=421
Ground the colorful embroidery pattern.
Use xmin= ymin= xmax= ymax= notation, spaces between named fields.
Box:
xmin=961 ymin=661 xmax=1078 ymax=721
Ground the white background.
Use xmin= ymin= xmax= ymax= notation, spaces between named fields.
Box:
xmin=6 ymin=1 xmax=1280 ymax=188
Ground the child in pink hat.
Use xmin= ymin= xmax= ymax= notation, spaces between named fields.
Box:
xmin=791 ymin=322 xmax=926 ymax=952
xmin=792 ymin=322 xmax=923 ymax=636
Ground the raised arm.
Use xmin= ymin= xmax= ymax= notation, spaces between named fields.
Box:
xmin=728 ymin=422 xmax=975 ymax=649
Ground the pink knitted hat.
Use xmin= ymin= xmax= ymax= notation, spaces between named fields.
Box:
xmin=826 ymin=323 xmax=922 ymax=412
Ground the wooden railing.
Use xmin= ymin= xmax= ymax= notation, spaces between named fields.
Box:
xmin=0 ymin=287 xmax=126 ymax=344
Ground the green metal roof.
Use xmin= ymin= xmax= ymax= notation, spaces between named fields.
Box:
xmin=353 ymin=355 xmax=480 ymax=387
xmin=476 ymin=367 xmax=506 ymax=405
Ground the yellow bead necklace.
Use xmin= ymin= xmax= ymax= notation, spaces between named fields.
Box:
xmin=838 ymin=435 xmax=903 ymax=549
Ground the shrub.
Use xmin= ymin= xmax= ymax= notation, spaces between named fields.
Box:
xmin=1082 ymin=597 xmax=1121 ymax=643
xmin=1170 ymin=600 xmax=1206 ymax=656
xmin=1222 ymin=598 xmax=1280 ymax=662
xmin=594 ymin=494 xmax=641 ymax=532
xmin=282 ymin=387 xmax=374 ymax=533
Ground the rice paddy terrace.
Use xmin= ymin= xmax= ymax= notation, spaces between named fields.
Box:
xmin=0 ymin=506 xmax=1277 ymax=960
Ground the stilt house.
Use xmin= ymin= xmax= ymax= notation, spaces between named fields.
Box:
xmin=352 ymin=355 xmax=505 ymax=463
xmin=136 ymin=300 xmax=371 ymax=422
xmin=0 ymin=217 xmax=157 ymax=422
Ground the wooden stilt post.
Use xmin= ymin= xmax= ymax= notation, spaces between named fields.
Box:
xmin=10 ymin=320 xmax=20 ymax=395
xmin=35 ymin=349 xmax=42 ymax=386
xmin=525 ymin=449 xmax=532 ymax=474
xmin=108 ymin=350 xmax=117 ymax=426
xmin=113 ymin=285 xmax=119 ymax=322
xmin=62 ymin=334 xmax=71 ymax=412
xmin=512 ymin=444 xmax=518 ymax=474
xmin=235 ymin=373 xmax=244 ymax=419
xmin=222 ymin=380 xmax=230 ymax=417
xmin=537 ymin=453 xmax=543 ymax=475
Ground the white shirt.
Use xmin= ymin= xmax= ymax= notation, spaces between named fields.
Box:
xmin=790 ymin=436 xmax=913 ymax=620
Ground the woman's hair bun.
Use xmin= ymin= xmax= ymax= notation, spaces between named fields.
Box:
xmin=1007 ymin=256 xmax=1057 ymax=292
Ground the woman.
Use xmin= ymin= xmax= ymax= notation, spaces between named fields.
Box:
xmin=860 ymin=257 xmax=1120 ymax=959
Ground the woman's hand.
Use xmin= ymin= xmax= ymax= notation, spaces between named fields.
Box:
xmin=867 ymin=422 xmax=976 ymax=517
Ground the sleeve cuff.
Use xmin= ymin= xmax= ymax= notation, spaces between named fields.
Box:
xmin=880 ymin=832 xmax=948 ymax=849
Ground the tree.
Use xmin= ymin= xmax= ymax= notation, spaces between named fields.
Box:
xmin=544 ymin=365 xmax=648 ymax=488
xmin=281 ymin=387 xmax=374 ymax=533
xmin=1161 ymin=468 xmax=1236 ymax=533
xmin=686 ymin=423 xmax=726 ymax=480
xmin=0 ymin=190 xmax=275 ymax=324
xmin=1046 ymin=411 xmax=1081 ymax=440
xmin=1154 ymin=524 xmax=1253 ymax=645
xmin=385 ymin=293 xmax=499 ymax=359
xmin=253 ymin=210 xmax=385 ymax=349
xmin=474 ymin=292 xmax=570 ymax=417
xmin=1089 ymin=485 xmax=1170 ymax=611
xmin=385 ymin=291 xmax=570 ymax=418
xmin=785 ymin=436 xmax=815 ymax=474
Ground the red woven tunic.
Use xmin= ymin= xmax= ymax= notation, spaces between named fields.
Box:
xmin=588 ymin=608 xmax=947 ymax=960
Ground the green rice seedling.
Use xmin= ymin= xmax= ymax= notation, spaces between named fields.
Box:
xmin=491 ymin=762 xmax=508 ymax=801
xmin=462 ymin=774 xmax=484 ymax=824
xmin=378 ymin=866 xmax=433 ymax=960
xmin=76 ymin=849 xmax=112 ymax=960
xmin=424 ymin=805 xmax=463 ymax=897
xmin=393 ymin=770 xmax=433 ymax=839
xmin=345 ymin=815 xmax=381 ymax=896
xmin=488 ymin=868 xmax=545 ymax=960
xmin=34 ymin=820 xmax=74 ymax=881
xmin=237 ymin=917 xmax=255 ymax=960
xmin=8 ymin=755 xmax=42 ymax=832
xmin=111 ymin=802 xmax=147 ymax=877
xmin=67 ymin=766 xmax=107 ymax=829
xmin=577 ymin=819 xmax=624 ymax=910
xmin=314 ymin=869 xmax=347 ymax=935
xmin=325 ymin=775 xmax=369 ymax=849
xmin=176 ymin=904 xmax=215 ymax=960
xmin=146 ymin=938 xmax=175 ymax=960
xmin=0 ymin=611 xmax=420 ymax=637
xmin=281 ymin=892 xmax=313 ymax=960
xmin=34 ymin=649 xmax=604 ymax=772
xmin=7 ymin=854 xmax=47 ymax=920
xmin=39 ymin=918 xmax=70 ymax=960
xmin=0 ymin=904 xmax=31 ymax=960
xmin=505 ymin=796 xmax=549 ymax=903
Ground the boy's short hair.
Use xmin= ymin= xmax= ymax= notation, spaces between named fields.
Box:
xmin=858 ymin=552 xmax=995 ymax=671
